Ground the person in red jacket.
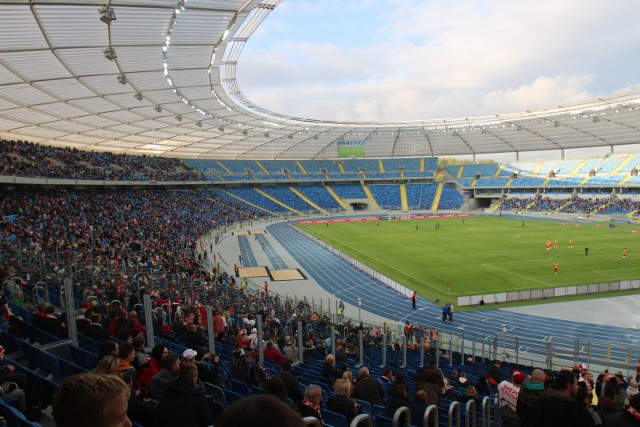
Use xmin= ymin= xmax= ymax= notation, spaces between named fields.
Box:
xmin=263 ymin=341 xmax=285 ymax=366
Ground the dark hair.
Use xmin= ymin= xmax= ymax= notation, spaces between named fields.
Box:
xmin=178 ymin=363 xmax=198 ymax=382
xmin=215 ymin=395 xmax=304 ymax=427
xmin=162 ymin=353 xmax=179 ymax=370
xmin=150 ymin=344 xmax=167 ymax=363
xmin=118 ymin=341 xmax=134 ymax=359
xmin=266 ymin=377 xmax=288 ymax=401
xmin=553 ymin=369 xmax=576 ymax=390
xmin=280 ymin=360 xmax=292 ymax=371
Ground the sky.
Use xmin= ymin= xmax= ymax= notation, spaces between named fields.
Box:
xmin=236 ymin=0 xmax=640 ymax=127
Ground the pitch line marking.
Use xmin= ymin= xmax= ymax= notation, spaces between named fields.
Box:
xmin=482 ymin=263 xmax=554 ymax=287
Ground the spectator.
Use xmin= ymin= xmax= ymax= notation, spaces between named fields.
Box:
xmin=151 ymin=353 xmax=179 ymax=400
xmin=413 ymin=358 xmax=445 ymax=405
xmin=517 ymin=368 xmax=547 ymax=427
xmin=52 ymin=373 xmax=131 ymax=427
xmin=276 ymin=360 xmax=303 ymax=403
xmin=409 ymin=389 xmax=430 ymax=426
xmin=497 ymin=370 xmax=525 ymax=427
xmin=263 ymin=341 xmax=285 ymax=366
xmin=534 ymin=369 xmax=595 ymax=427
xmin=384 ymin=383 xmax=409 ymax=418
xmin=138 ymin=344 xmax=168 ymax=397
xmin=353 ymin=367 xmax=385 ymax=407
xmin=154 ymin=364 xmax=213 ymax=427
xmin=320 ymin=354 xmax=339 ymax=384
xmin=246 ymin=350 xmax=271 ymax=389
xmin=487 ymin=360 xmax=504 ymax=387
xmin=215 ymin=395 xmax=304 ymax=427
xmin=327 ymin=378 xmax=359 ymax=424
xmin=379 ymin=367 xmax=394 ymax=396
xmin=297 ymin=384 xmax=323 ymax=425
xmin=228 ymin=344 xmax=248 ymax=381
xmin=194 ymin=349 xmax=220 ymax=386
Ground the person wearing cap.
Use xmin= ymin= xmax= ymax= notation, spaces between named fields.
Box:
xmin=517 ymin=368 xmax=547 ymax=427
xmin=497 ymin=370 xmax=525 ymax=427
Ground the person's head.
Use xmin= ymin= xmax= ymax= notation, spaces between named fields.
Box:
xmin=466 ymin=385 xmax=478 ymax=397
xmin=182 ymin=349 xmax=197 ymax=365
xmin=414 ymin=389 xmax=427 ymax=402
xmin=333 ymin=378 xmax=352 ymax=396
xmin=599 ymin=397 xmax=615 ymax=412
xmin=92 ymin=355 xmax=119 ymax=375
xmin=150 ymin=344 xmax=168 ymax=363
xmin=266 ymin=376 xmax=288 ymax=400
xmin=389 ymin=383 xmax=407 ymax=398
xmin=118 ymin=342 xmax=135 ymax=362
xmin=512 ymin=370 xmax=525 ymax=386
xmin=280 ymin=360 xmax=292 ymax=372
xmin=214 ymin=395 xmax=304 ymax=427
xmin=132 ymin=334 xmax=145 ymax=350
xmin=553 ymin=369 xmax=578 ymax=395
xmin=459 ymin=371 xmax=467 ymax=379
xmin=629 ymin=393 xmax=640 ymax=412
xmin=53 ymin=373 xmax=131 ymax=427
xmin=162 ymin=353 xmax=180 ymax=373
xmin=304 ymin=384 xmax=322 ymax=405
xmin=100 ymin=340 xmax=119 ymax=358
xmin=325 ymin=354 xmax=335 ymax=365
xmin=178 ymin=363 xmax=198 ymax=386
xmin=531 ymin=369 xmax=545 ymax=383
xmin=382 ymin=367 xmax=393 ymax=380
xmin=358 ymin=367 xmax=370 ymax=378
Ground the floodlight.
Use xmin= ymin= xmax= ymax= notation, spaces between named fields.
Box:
xmin=134 ymin=92 xmax=143 ymax=101
xmin=103 ymin=48 xmax=117 ymax=61
xmin=154 ymin=105 xmax=162 ymax=113
xmin=175 ymin=114 xmax=182 ymax=121
xmin=99 ymin=6 xmax=116 ymax=25
xmin=117 ymin=74 xmax=127 ymax=85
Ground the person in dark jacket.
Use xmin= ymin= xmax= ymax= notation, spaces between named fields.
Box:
xmin=276 ymin=360 xmax=303 ymax=403
xmin=413 ymin=359 xmax=445 ymax=405
xmin=327 ymin=378 xmax=358 ymax=423
xmin=516 ymin=368 xmax=547 ymax=427
xmin=409 ymin=389 xmax=431 ymax=426
xmin=228 ymin=344 xmax=248 ymax=381
xmin=154 ymin=364 xmax=213 ymax=427
xmin=533 ymin=369 xmax=595 ymax=427
xmin=384 ymin=383 xmax=409 ymax=419
xmin=353 ymin=367 xmax=385 ymax=407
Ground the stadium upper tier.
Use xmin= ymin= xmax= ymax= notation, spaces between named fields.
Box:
xmin=1 ymin=1 xmax=640 ymax=159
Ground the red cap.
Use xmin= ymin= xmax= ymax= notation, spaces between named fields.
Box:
xmin=513 ymin=371 xmax=526 ymax=383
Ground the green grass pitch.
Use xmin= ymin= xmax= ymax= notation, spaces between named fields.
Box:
xmin=296 ymin=216 xmax=640 ymax=304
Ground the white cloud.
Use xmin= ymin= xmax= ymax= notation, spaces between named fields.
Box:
xmin=236 ymin=0 xmax=640 ymax=122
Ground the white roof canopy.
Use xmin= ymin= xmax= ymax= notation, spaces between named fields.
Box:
xmin=1 ymin=0 xmax=640 ymax=159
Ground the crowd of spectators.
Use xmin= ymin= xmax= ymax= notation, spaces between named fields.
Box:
xmin=0 ymin=138 xmax=202 ymax=181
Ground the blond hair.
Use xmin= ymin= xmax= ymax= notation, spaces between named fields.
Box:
xmin=53 ymin=373 xmax=129 ymax=427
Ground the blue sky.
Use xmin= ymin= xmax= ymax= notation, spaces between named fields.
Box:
xmin=236 ymin=0 xmax=640 ymax=124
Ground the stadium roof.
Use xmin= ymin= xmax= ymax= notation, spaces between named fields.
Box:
xmin=1 ymin=0 xmax=640 ymax=160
